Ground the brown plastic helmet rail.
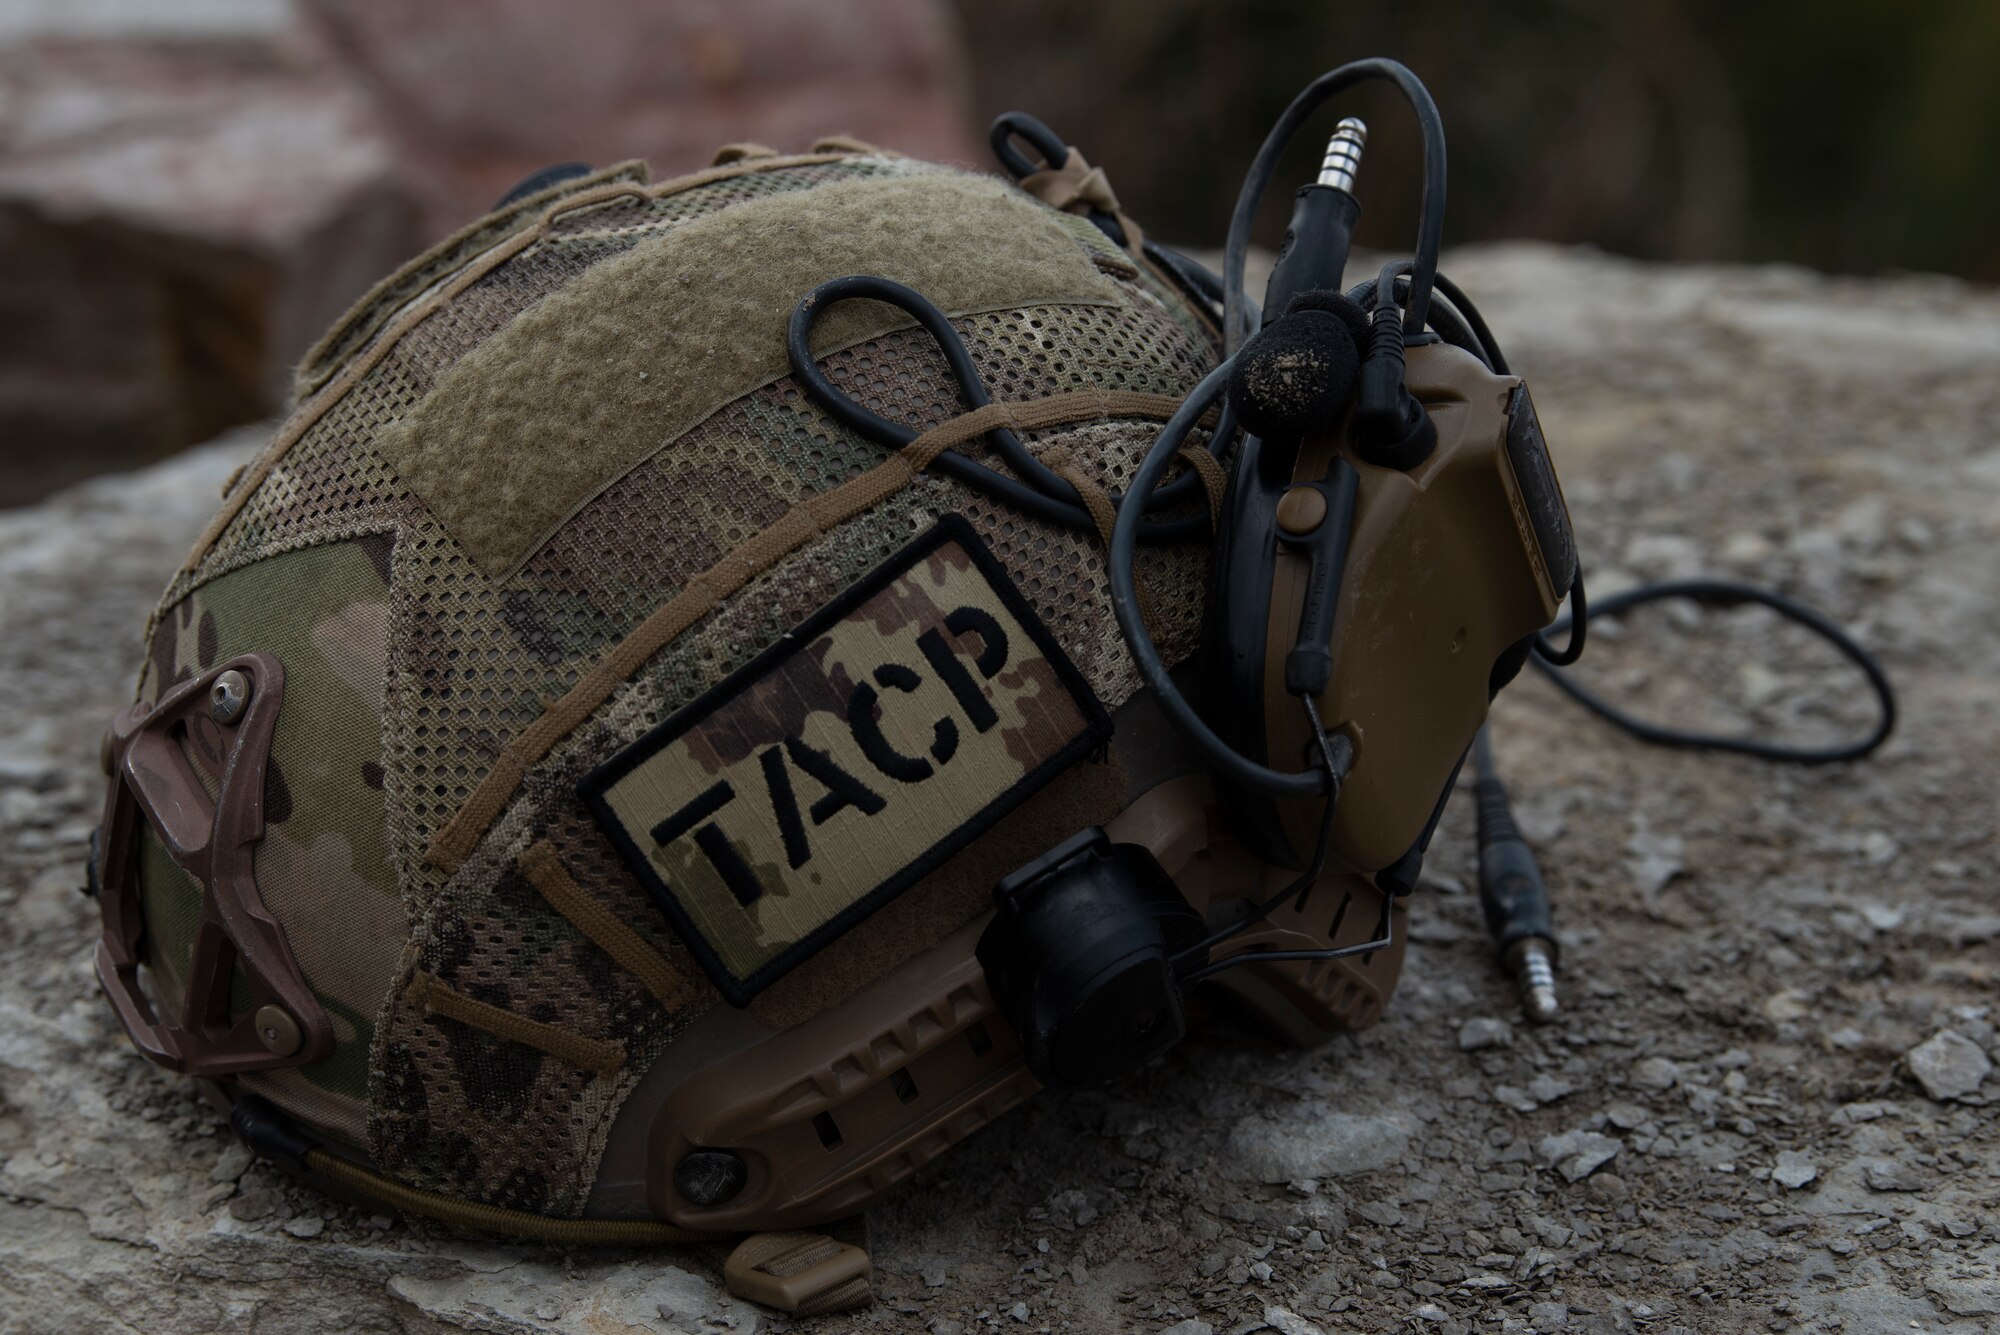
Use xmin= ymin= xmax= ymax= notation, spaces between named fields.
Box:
xmin=94 ymin=653 xmax=333 ymax=1076
xmin=649 ymin=921 xmax=1041 ymax=1231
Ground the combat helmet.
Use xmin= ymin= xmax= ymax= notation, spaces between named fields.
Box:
xmin=89 ymin=60 xmax=1594 ymax=1314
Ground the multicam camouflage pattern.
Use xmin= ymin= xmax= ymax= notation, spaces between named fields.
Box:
xmin=586 ymin=522 xmax=1109 ymax=1003
xmin=139 ymin=536 xmax=400 ymax=1146
xmin=133 ymin=147 xmax=1220 ymax=1215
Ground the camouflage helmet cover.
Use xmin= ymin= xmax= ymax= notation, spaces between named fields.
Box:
xmin=112 ymin=140 xmax=1232 ymax=1222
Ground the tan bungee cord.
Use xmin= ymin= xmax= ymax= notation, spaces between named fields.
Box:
xmin=87 ymin=57 xmax=1891 ymax=1320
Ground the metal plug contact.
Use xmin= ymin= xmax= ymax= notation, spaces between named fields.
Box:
xmin=1318 ymin=117 xmax=1368 ymax=192
xmin=1472 ymin=728 xmax=1562 ymax=1026
xmin=1505 ymin=936 xmax=1560 ymax=1023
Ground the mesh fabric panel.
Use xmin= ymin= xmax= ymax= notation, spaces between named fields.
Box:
xmin=144 ymin=152 xmax=1221 ymax=1216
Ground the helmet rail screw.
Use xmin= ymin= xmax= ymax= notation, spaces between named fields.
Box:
xmin=254 ymin=1004 xmax=302 ymax=1057
xmin=209 ymin=669 xmax=251 ymax=725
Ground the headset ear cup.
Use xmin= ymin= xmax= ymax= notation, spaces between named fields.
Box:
xmin=1226 ymin=305 xmax=1360 ymax=441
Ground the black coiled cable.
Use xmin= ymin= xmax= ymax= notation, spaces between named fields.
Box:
xmin=785 ymin=274 xmax=1227 ymax=543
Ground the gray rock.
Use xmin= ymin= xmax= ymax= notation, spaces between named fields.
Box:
xmin=1046 ymin=1187 xmax=1098 ymax=1229
xmin=1528 ymin=1300 xmax=1570 ymax=1328
xmin=1355 ymin=1200 xmax=1405 ymax=1228
xmin=1604 ymin=1103 xmax=1650 ymax=1131
xmin=7 ymin=244 xmax=2000 ymax=1335
xmin=1158 ymin=1322 xmax=1214 ymax=1335
xmin=1624 ymin=823 xmax=1685 ymax=903
xmin=1907 ymin=1030 xmax=1991 ymax=1101
xmin=393 ymin=1259 xmax=761 ymax=1333
xmin=1926 ymin=1273 xmax=2000 ymax=1318
xmin=1630 ymin=1056 xmax=1680 ymax=1091
xmin=1772 ymin=1151 xmax=1817 ymax=1190
xmin=228 ymin=1189 xmax=278 ymax=1222
xmin=1228 ymin=1107 xmax=1411 ymax=1182
xmin=1623 ymin=534 xmax=1704 ymax=581
xmin=1458 ymin=1018 xmax=1516 ymax=1051
xmin=1526 ymin=1074 xmax=1574 ymax=1105
xmin=1538 ymin=1130 xmax=1621 ymax=1183
xmin=1863 ymin=1159 xmax=1927 ymax=1192
xmin=207 ymin=1142 xmax=254 ymax=1184
xmin=1262 ymin=1310 xmax=1325 ymax=1335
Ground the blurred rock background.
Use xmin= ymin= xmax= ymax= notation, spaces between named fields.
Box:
xmin=0 ymin=0 xmax=974 ymax=503
xmin=1 ymin=0 xmax=1994 ymax=502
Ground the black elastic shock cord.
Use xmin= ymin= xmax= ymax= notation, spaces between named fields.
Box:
xmin=785 ymin=274 xmax=1228 ymax=542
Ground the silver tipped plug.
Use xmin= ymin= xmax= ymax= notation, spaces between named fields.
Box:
xmin=1506 ymin=937 xmax=1561 ymax=1023
xmin=1317 ymin=117 xmax=1368 ymax=193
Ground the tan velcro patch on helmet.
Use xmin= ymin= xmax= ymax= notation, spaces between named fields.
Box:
xmin=377 ymin=170 xmax=1123 ymax=576
xmin=579 ymin=516 xmax=1110 ymax=1006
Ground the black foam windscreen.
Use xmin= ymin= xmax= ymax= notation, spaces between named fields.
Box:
xmin=1226 ymin=303 xmax=1361 ymax=442
xmin=1285 ymin=288 xmax=1372 ymax=354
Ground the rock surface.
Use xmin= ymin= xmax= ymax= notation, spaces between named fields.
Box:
xmin=4 ymin=245 xmax=2000 ymax=1332
xmin=0 ymin=1 xmax=422 ymax=503
xmin=303 ymin=0 xmax=978 ymax=226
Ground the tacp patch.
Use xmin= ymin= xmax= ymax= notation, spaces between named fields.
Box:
xmin=581 ymin=516 xmax=1110 ymax=1006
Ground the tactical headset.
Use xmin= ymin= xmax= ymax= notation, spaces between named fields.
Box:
xmin=783 ymin=58 xmax=1894 ymax=1092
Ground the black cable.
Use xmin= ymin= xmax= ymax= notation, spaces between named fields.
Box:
xmin=1534 ymin=570 xmax=1588 ymax=666
xmin=1108 ymin=364 xmax=1348 ymax=799
xmin=1346 ymin=271 xmax=1493 ymax=373
xmin=1431 ymin=271 xmax=1509 ymax=375
xmin=990 ymin=111 xmax=1134 ymax=248
xmin=1348 ymin=271 xmax=1886 ymax=758
xmin=1529 ymin=578 xmax=1896 ymax=764
xmin=1223 ymin=58 xmax=1447 ymax=353
xmin=786 ymin=274 xmax=1226 ymax=542
xmin=1170 ymin=695 xmax=1394 ymax=983
xmin=989 ymin=112 xmax=1069 ymax=180
xmin=1144 ymin=240 xmax=1230 ymax=326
